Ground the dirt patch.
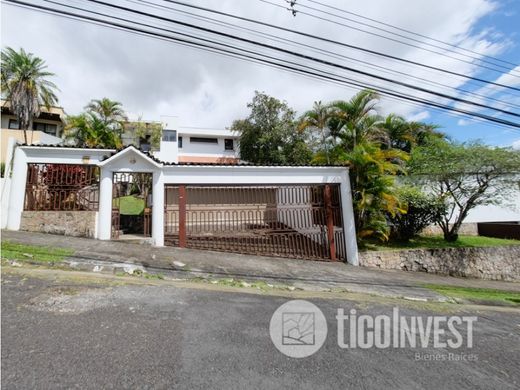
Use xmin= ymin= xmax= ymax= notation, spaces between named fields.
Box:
xmin=27 ymin=286 xmax=113 ymax=314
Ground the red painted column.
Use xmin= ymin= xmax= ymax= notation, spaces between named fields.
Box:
xmin=179 ymin=185 xmax=187 ymax=248
xmin=324 ymin=185 xmax=337 ymax=261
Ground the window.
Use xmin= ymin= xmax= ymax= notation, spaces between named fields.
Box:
xmin=8 ymin=119 xmax=19 ymax=129
xmin=190 ymin=137 xmax=218 ymax=144
xmin=224 ymin=138 xmax=234 ymax=151
xmin=178 ymin=136 xmax=183 ymax=148
xmin=32 ymin=122 xmax=58 ymax=135
xmin=162 ymin=130 xmax=177 ymax=142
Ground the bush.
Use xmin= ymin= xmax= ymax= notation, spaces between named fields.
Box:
xmin=389 ymin=186 xmax=445 ymax=242
xmin=0 ymin=162 xmax=5 ymax=178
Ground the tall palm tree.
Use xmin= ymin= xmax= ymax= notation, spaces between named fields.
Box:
xmin=299 ymin=101 xmax=333 ymax=163
xmin=86 ymin=98 xmax=127 ymax=136
xmin=1 ymin=47 xmax=59 ymax=143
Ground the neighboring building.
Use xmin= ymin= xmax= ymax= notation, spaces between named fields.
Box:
xmin=1 ymin=99 xmax=64 ymax=162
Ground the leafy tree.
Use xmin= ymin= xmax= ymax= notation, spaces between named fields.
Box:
xmin=409 ymin=139 xmax=520 ymax=241
xmin=1 ymin=47 xmax=59 ymax=143
xmin=389 ymin=186 xmax=446 ymax=241
xmin=231 ymin=91 xmax=311 ymax=164
xmin=381 ymin=114 xmax=443 ymax=152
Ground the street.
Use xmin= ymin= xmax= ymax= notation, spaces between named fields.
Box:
xmin=2 ymin=269 xmax=520 ymax=389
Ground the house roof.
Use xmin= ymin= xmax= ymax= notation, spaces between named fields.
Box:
xmin=20 ymin=144 xmax=348 ymax=168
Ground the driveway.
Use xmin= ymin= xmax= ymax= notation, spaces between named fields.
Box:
xmin=2 ymin=270 xmax=519 ymax=389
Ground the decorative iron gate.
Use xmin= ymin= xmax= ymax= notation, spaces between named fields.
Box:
xmin=164 ymin=184 xmax=345 ymax=261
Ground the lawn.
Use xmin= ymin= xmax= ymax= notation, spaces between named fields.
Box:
xmin=364 ymin=235 xmax=520 ymax=251
xmin=424 ymin=284 xmax=520 ymax=306
xmin=1 ymin=241 xmax=74 ymax=263
xmin=113 ymin=195 xmax=145 ymax=215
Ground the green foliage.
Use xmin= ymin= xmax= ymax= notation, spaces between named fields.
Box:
xmin=1 ymin=47 xmax=59 ymax=143
xmin=65 ymin=98 xmax=126 ymax=148
xmin=329 ymin=142 xmax=408 ymax=241
xmin=0 ymin=162 xmax=5 ymax=178
xmin=126 ymin=119 xmax=163 ymax=150
xmin=389 ymin=186 xmax=446 ymax=241
xmin=113 ymin=195 xmax=145 ymax=215
xmin=1 ymin=241 xmax=73 ymax=263
xmin=365 ymin=235 xmax=520 ymax=251
xmin=231 ymin=91 xmax=312 ymax=164
xmin=410 ymin=139 xmax=520 ymax=241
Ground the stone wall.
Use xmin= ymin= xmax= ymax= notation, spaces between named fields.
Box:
xmin=422 ymin=223 xmax=479 ymax=236
xmin=359 ymin=245 xmax=520 ymax=281
xmin=20 ymin=211 xmax=97 ymax=238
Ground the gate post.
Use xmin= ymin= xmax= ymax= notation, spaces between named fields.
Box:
xmin=324 ymin=184 xmax=337 ymax=261
xmin=178 ymin=185 xmax=187 ymax=248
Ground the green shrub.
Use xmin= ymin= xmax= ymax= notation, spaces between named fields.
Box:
xmin=389 ymin=186 xmax=445 ymax=242
xmin=0 ymin=162 xmax=5 ymax=178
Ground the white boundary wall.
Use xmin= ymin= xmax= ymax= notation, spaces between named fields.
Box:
xmin=2 ymin=143 xmax=359 ymax=265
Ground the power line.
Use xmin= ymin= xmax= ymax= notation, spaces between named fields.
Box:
xmin=78 ymin=0 xmax=520 ymax=116
xmin=301 ymin=0 xmax=520 ymax=70
xmin=154 ymin=0 xmax=520 ymax=92
xmin=132 ymin=0 xmax=520 ymax=111
xmin=6 ymin=0 xmax=520 ymax=132
xmin=275 ymin=0 xmax=520 ymax=78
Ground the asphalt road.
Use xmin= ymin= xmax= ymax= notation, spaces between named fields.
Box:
xmin=2 ymin=272 xmax=520 ymax=389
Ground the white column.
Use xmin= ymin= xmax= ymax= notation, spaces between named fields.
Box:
xmin=152 ymin=170 xmax=164 ymax=246
xmin=6 ymin=145 xmax=28 ymax=230
xmin=1 ymin=137 xmax=17 ymax=229
xmin=340 ymin=169 xmax=359 ymax=265
xmin=97 ymin=168 xmax=113 ymax=240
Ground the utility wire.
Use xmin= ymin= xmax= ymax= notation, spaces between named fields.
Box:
xmin=302 ymin=0 xmax=520 ymax=69
xmin=276 ymin=0 xmax=520 ymax=77
xmin=133 ymin=0 xmax=520 ymax=111
xmin=6 ymin=0 xmax=520 ymax=132
xmin=79 ymin=0 xmax=520 ymax=115
xmin=155 ymin=0 xmax=520 ymax=92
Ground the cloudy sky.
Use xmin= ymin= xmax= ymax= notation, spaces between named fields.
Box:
xmin=2 ymin=0 xmax=520 ymax=147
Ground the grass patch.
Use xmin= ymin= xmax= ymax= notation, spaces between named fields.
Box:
xmin=113 ymin=195 xmax=145 ymax=215
xmin=1 ymin=241 xmax=74 ymax=263
xmin=424 ymin=284 xmax=520 ymax=306
xmin=364 ymin=235 xmax=520 ymax=251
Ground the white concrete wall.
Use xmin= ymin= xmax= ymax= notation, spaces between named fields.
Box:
xmin=178 ymin=135 xmax=238 ymax=159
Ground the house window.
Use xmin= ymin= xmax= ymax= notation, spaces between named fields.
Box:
xmin=190 ymin=137 xmax=218 ymax=144
xmin=178 ymin=136 xmax=183 ymax=148
xmin=32 ymin=122 xmax=58 ymax=135
xmin=8 ymin=119 xmax=19 ymax=129
xmin=224 ymin=139 xmax=234 ymax=151
xmin=162 ymin=130 xmax=177 ymax=142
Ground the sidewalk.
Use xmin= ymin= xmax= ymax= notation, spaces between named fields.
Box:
xmin=2 ymin=230 xmax=519 ymax=301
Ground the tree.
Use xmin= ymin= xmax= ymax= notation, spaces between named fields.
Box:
xmin=409 ymin=139 xmax=520 ymax=241
xmin=299 ymin=101 xmax=333 ymax=163
xmin=231 ymin=91 xmax=311 ymax=164
xmin=329 ymin=90 xmax=386 ymax=150
xmin=389 ymin=186 xmax=446 ymax=241
xmin=65 ymin=98 xmax=127 ymax=148
xmin=316 ymin=141 xmax=407 ymax=241
xmin=381 ymin=114 xmax=443 ymax=152
xmin=1 ymin=47 xmax=59 ymax=143
xmin=86 ymin=98 xmax=127 ymax=136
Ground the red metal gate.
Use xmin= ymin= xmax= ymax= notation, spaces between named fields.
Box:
xmin=164 ymin=184 xmax=345 ymax=261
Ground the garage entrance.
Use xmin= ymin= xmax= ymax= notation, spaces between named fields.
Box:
xmin=164 ymin=184 xmax=345 ymax=261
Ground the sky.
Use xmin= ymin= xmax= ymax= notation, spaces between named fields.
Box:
xmin=2 ymin=0 xmax=520 ymax=147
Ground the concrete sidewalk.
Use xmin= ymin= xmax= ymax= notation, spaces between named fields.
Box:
xmin=2 ymin=230 xmax=519 ymax=301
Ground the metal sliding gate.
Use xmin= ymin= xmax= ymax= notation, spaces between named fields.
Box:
xmin=164 ymin=184 xmax=346 ymax=261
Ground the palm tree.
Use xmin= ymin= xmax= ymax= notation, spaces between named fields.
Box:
xmin=65 ymin=112 xmax=122 ymax=149
xmin=1 ymin=47 xmax=59 ymax=143
xmin=330 ymin=90 xmax=386 ymax=149
xmin=86 ymin=98 xmax=127 ymax=136
xmin=381 ymin=114 xmax=443 ymax=152
xmin=299 ymin=101 xmax=333 ymax=163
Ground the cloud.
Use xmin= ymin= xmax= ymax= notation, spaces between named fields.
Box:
xmin=1 ymin=0 xmax=513 ymax=130
xmin=407 ymin=111 xmax=430 ymax=122
xmin=512 ymin=139 xmax=520 ymax=150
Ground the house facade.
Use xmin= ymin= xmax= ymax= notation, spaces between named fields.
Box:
xmin=1 ymin=142 xmax=359 ymax=265
xmin=0 ymin=99 xmax=64 ymax=162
